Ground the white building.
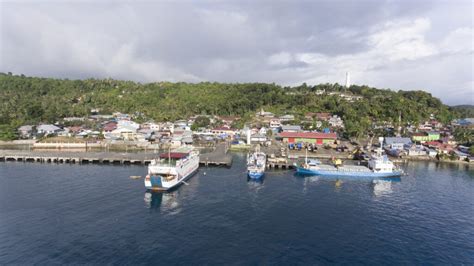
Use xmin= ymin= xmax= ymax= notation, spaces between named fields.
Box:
xmin=279 ymin=114 xmax=295 ymax=122
xmin=329 ymin=115 xmax=344 ymax=128
xmin=269 ymin=119 xmax=282 ymax=129
xmin=37 ymin=124 xmax=61 ymax=135
xmin=18 ymin=125 xmax=33 ymax=138
xmin=117 ymin=119 xmax=140 ymax=130
xmin=251 ymin=134 xmax=267 ymax=143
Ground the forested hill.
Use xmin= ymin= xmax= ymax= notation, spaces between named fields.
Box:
xmin=0 ymin=73 xmax=459 ymax=137
xmin=451 ymin=105 xmax=474 ymax=118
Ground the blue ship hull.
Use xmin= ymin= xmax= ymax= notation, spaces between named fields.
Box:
xmin=248 ymin=171 xmax=264 ymax=179
xmin=296 ymin=167 xmax=402 ymax=178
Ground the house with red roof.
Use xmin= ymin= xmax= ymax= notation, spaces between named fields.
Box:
xmin=279 ymin=132 xmax=337 ymax=145
xmin=103 ymin=121 xmax=117 ymax=132
xmin=316 ymin=112 xmax=332 ymax=121
xmin=211 ymin=126 xmax=237 ymax=137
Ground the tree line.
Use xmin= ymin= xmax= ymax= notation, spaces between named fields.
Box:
xmin=0 ymin=72 xmax=466 ymax=140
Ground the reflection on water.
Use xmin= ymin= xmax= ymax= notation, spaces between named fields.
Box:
xmin=144 ymin=191 xmax=162 ymax=210
xmin=144 ymin=190 xmax=180 ymax=213
xmin=247 ymin=176 xmax=264 ymax=184
xmin=334 ymin=179 xmax=343 ymax=192
xmin=247 ymin=176 xmax=265 ymax=193
xmin=302 ymin=175 xmax=320 ymax=193
xmin=297 ymin=172 xmax=402 ymax=194
xmin=372 ymin=180 xmax=393 ymax=196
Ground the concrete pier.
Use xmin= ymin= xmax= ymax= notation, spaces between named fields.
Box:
xmin=0 ymin=144 xmax=233 ymax=167
xmin=199 ymin=142 xmax=232 ymax=167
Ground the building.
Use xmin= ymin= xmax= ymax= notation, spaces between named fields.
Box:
xmin=280 ymin=125 xmax=302 ymax=133
xmin=339 ymin=94 xmax=363 ymax=102
xmin=211 ymin=126 xmax=237 ymax=137
xmin=453 ymin=150 xmax=469 ymax=161
xmin=181 ymin=130 xmax=194 ymax=144
xmin=304 ymin=112 xmax=317 ymax=121
xmin=37 ymin=124 xmax=61 ymax=135
xmin=117 ymin=119 xmax=139 ymax=130
xmin=18 ymin=125 xmax=33 ymax=138
xmin=412 ymin=132 xmax=440 ymax=143
xmin=140 ymin=122 xmax=160 ymax=131
xmin=258 ymin=108 xmax=274 ymax=118
xmin=316 ymin=113 xmax=331 ymax=121
xmin=90 ymin=114 xmax=114 ymax=120
xmin=103 ymin=122 xmax=117 ymax=133
xmin=63 ymin=117 xmax=85 ymax=122
xmin=453 ymin=118 xmax=474 ymax=128
xmin=250 ymin=134 xmax=267 ymax=143
xmin=174 ymin=120 xmax=188 ymax=130
xmin=269 ymin=119 xmax=282 ymax=129
xmin=110 ymin=125 xmax=138 ymax=140
xmin=384 ymin=137 xmax=412 ymax=150
xmin=217 ymin=116 xmax=240 ymax=126
xmin=329 ymin=115 xmax=344 ymax=128
xmin=280 ymin=132 xmax=337 ymax=145
xmin=279 ymin=114 xmax=295 ymax=122
xmin=405 ymin=145 xmax=428 ymax=156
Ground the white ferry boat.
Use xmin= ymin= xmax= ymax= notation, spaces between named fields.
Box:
xmin=144 ymin=146 xmax=199 ymax=191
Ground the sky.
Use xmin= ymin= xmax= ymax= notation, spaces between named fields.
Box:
xmin=0 ymin=0 xmax=472 ymax=105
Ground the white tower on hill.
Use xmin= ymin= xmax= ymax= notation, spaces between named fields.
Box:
xmin=345 ymin=72 xmax=351 ymax=88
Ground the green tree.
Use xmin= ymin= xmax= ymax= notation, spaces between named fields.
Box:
xmin=0 ymin=124 xmax=18 ymax=141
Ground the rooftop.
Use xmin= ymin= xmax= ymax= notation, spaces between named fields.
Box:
xmin=279 ymin=132 xmax=337 ymax=139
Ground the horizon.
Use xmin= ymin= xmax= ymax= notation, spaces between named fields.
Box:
xmin=1 ymin=1 xmax=473 ymax=105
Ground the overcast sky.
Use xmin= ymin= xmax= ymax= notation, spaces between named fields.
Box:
xmin=1 ymin=0 xmax=472 ymax=105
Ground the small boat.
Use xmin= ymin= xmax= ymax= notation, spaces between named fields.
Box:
xmin=144 ymin=146 xmax=199 ymax=191
xmin=247 ymin=145 xmax=266 ymax=179
xmin=296 ymin=137 xmax=403 ymax=178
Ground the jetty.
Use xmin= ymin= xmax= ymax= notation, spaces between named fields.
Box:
xmin=199 ymin=142 xmax=233 ymax=166
xmin=0 ymin=142 xmax=233 ymax=167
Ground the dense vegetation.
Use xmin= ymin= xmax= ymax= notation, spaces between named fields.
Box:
xmin=451 ymin=105 xmax=474 ymax=118
xmin=0 ymin=72 xmax=464 ymax=140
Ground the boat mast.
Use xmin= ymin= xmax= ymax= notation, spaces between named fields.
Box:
xmin=305 ymin=148 xmax=308 ymax=165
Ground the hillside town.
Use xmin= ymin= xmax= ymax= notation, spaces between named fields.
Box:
xmin=9 ymin=108 xmax=474 ymax=164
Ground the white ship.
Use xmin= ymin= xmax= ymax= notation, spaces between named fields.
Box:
xmin=144 ymin=146 xmax=199 ymax=191
xmin=247 ymin=145 xmax=266 ymax=179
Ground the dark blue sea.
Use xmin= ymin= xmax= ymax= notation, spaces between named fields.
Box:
xmin=1 ymin=154 xmax=473 ymax=264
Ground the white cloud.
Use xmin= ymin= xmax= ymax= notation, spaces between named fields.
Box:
xmin=268 ymin=52 xmax=292 ymax=66
xmin=440 ymin=27 xmax=473 ymax=54
xmin=368 ymin=18 xmax=438 ymax=61
xmin=292 ymin=18 xmax=473 ymax=105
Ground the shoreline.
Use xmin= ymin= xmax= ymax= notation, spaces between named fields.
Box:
xmin=0 ymin=148 xmax=471 ymax=167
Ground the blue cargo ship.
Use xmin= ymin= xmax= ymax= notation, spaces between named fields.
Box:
xmin=296 ymin=137 xmax=403 ymax=178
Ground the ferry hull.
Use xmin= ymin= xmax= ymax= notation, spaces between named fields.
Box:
xmin=145 ymin=168 xmax=198 ymax=191
xmin=296 ymin=166 xmax=402 ymax=178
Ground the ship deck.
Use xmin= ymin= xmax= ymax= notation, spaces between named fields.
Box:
xmin=317 ymin=164 xmax=371 ymax=172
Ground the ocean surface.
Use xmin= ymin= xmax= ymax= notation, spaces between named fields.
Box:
xmin=1 ymin=154 xmax=473 ymax=264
